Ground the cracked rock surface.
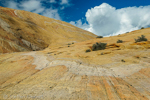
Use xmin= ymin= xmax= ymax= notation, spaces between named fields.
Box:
xmin=0 ymin=35 xmax=150 ymax=100
xmin=0 ymin=6 xmax=150 ymax=100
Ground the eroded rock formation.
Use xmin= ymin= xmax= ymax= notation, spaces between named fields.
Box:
xmin=0 ymin=6 xmax=150 ymax=100
xmin=0 ymin=7 xmax=96 ymax=53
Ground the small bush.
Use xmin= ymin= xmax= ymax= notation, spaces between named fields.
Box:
xmin=101 ymin=52 xmax=104 ymax=55
xmin=134 ymin=35 xmax=147 ymax=43
xmin=121 ymin=59 xmax=125 ymax=62
xmin=141 ymin=27 xmax=144 ymax=29
xmin=72 ymin=42 xmax=74 ymax=44
xmin=117 ymin=39 xmax=123 ymax=43
xmin=85 ymin=49 xmax=91 ymax=52
xmin=92 ymin=42 xmax=107 ymax=51
xmin=16 ymin=28 xmax=21 ymax=31
xmin=20 ymin=36 xmax=23 ymax=39
xmin=96 ymin=36 xmax=103 ymax=38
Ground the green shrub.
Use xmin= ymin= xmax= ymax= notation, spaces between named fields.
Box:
xmin=141 ymin=27 xmax=144 ymax=29
xmin=121 ymin=59 xmax=125 ymax=62
xmin=85 ymin=49 xmax=91 ymax=52
xmin=117 ymin=39 xmax=123 ymax=43
xmin=92 ymin=42 xmax=107 ymax=51
xmin=20 ymin=36 xmax=23 ymax=39
xmin=96 ymin=36 xmax=103 ymax=38
xmin=134 ymin=35 xmax=147 ymax=43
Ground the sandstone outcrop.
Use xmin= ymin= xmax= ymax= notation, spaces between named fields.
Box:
xmin=0 ymin=7 xmax=150 ymax=100
xmin=0 ymin=7 xmax=96 ymax=53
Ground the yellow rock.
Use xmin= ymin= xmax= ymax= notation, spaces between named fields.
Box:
xmin=0 ymin=6 xmax=96 ymax=53
xmin=0 ymin=7 xmax=150 ymax=100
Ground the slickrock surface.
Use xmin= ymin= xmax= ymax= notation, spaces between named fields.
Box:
xmin=0 ymin=7 xmax=96 ymax=53
xmin=0 ymin=6 xmax=150 ymax=100
xmin=0 ymin=26 xmax=150 ymax=100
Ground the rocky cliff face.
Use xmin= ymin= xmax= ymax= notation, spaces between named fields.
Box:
xmin=0 ymin=7 xmax=96 ymax=53
xmin=0 ymin=7 xmax=150 ymax=100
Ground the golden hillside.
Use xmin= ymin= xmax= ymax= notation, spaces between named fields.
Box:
xmin=0 ymin=7 xmax=150 ymax=100
xmin=0 ymin=7 xmax=96 ymax=53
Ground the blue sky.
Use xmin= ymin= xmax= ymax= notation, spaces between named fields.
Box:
xmin=1 ymin=0 xmax=150 ymax=36
xmin=64 ymin=0 xmax=150 ymax=22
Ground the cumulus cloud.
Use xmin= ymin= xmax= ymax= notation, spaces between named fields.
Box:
xmin=4 ymin=0 xmax=62 ymax=20
xmin=70 ymin=19 xmax=90 ymax=31
xmin=60 ymin=0 xmax=69 ymax=5
xmin=60 ymin=0 xmax=72 ymax=9
xmin=72 ymin=3 xmax=150 ymax=36
xmin=19 ymin=0 xmax=45 ymax=13
xmin=5 ymin=0 xmax=45 ymax=13
xmin=50 ymin=0 xmax=56 ymax=3
xmin=3 ymin=0 xmax=73 ymax=20
xmin=6 ymin=1 xmax=18 ymax=9
xmin=42 ymin=8 xmax=61 ymax=20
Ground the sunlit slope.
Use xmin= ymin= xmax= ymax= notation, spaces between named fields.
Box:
xmin=0 ymin=27 xmax=150 ymax=99
xmin=0 ymin=7 xmax=96 ymax=53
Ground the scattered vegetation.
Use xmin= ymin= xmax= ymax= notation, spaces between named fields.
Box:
xmin=134 ymin=35 xmax=147 ymax=43
xmin=67 ymin=43 xmax=71 ymax=45
xmin=19 ymin=36 xmax=23 ymax=39
xmin=92 ymin=42 xmax=107 ymax=51
xmin=142 ymin=56 xmax=147 ymax=58
xmin=47 ymin=52 xmax=52 ymax=54
xmin=135 ymin=55 xmax=140 ymax=59
xmin=85 ymin=49 xmax=91 ymax=52
xmin=141 ymin=27 xmax=144 ymax=29
xmin=117 ymin=39 xmax=123 ymax=43
xmin=72 ymin=42 xmax=74 ymax=44
xmin=16 ymin=28 xmax=21 ymax=31
xmin=96 ymin=36 xmax=103 ymax=38
xmin=121 ymin=59 xmax=125 ymax=62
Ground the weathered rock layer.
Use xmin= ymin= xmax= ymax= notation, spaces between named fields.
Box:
xmin=0 ymin=6 xmax=150 ymax=100
xmin=0 ymin=7 xmax=96 ymax=53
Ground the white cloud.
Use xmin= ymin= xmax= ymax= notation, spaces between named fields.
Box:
xmin=50 ymin=0 xmax=56 ymax=3
xmin=60 ymin=0 xmax=69 ymax=5
xmin=19 ymin=0 xmax=44 ymax=12
xmin=70 ymin=19 xmax=90 ymax=31
xmin=42 ymin=8 xmax=61 ymax=20
xmin=3 ymin=0 xmax=73 ymax=20
xmin=4 ymin=0 xmax=61 ymax=20
xmin=6 ymin=1 xmax=18 ymax=9
xmin=33 ymin=8 xmax=45 ymax=13
xmin=73 ymin=3 xmax=150 ymax=36
xmin=60 ymin=0 xmax=72 ymax=9
xmin=5 ymin=0 xmax=45 ymax=14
